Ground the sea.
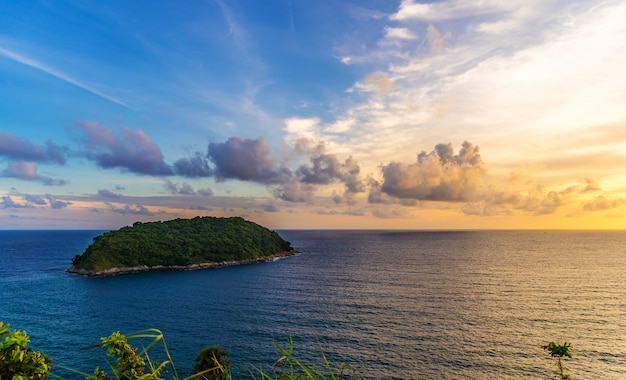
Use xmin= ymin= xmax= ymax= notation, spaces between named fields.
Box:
xmin=1 ymin=230 xmax=625 ymax=379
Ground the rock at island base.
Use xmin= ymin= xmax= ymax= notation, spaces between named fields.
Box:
xmin=67 ymin=251 xmax=296 ymax=278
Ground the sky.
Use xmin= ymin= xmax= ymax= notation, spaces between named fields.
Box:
xmin=1 ymin=0 xmax=625 ymax=230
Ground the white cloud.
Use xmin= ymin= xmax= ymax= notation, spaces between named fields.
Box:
xmin=314 ymin=0 xmax=626 ymax=183
xmin=284 ymin=117 xmax=321 ymax=139
xmin=384 ymin=26 xmax=417 ymax=40
xmin=390 ymin=0 xmax=530 ymax=21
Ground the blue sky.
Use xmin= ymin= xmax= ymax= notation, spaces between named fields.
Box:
xmin=1 ymin=0 xmax=625 ymax=229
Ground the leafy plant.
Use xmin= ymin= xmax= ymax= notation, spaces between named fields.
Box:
xmin=5 ymin=320 xmax=580 ymax=380
xmin=0 ymin=321 xmax=52 ymax=380
xmin=192 ymin=346 xmax=230 ymax=380
xmin=543 ymin=341 xmax=572 ymax=380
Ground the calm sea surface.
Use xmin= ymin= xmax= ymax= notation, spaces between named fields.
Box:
xmin=1 ymin=230 xmax=625 ymax=379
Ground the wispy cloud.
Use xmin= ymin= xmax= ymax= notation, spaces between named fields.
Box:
xmin=303 ymin=0 xmax=626 ymax=178
xmin=0 ymin=46 xmax=132 ymax=109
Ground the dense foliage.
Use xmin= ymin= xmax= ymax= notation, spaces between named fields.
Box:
xmin=71 ymin=217 xmax=293 ymax=271
xmin=0 ymin=322 xmax=51 ymax=380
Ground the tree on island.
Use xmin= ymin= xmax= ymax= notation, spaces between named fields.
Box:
xmin=70 ymin=216 xmax=294 ymax=274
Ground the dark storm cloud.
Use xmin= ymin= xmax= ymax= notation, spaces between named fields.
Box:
xmin=207 ymin=137 xmax=291 ymax=184
xmin=377 ymin=141 xmax=486 ymax=202
xmin=0 ymin=132 xmax=66 ymax=164
xmin=74 ymin=122 xmax=173 ymax=175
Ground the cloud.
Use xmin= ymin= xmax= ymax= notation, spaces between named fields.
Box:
xmin=178 ymin=183 xmax=195 ymax=195
xmin=74 ymin=121 xmax=173 ymax=175
xmin=173 ymin=152 xmax=213 ymax=177
xmin=98 ymin=189 xmax=123 ymax=198
xmin=425 ymin=24 xmax=451 ymax=54
xmin=272 ymin=179 xmax=316 ymax=203
xmin=296 ymin=149 xmax=365 ymax=202
xmin=106 ymin=203 xmax=153 ymax=215
xmin=368 ymin=179 xmax=405 ymax=205
xmin=24 ymin=194 xmax=47 ymax=205
xmin=390 ymin=0 xmax=518 ymax=21
xmin=377 ymin=141 xmax=486 ymax=202
xmin=384 ymin=26 xmax=418 ymax=40
xmin=3 ymin=161 xmax=38 ymax=180
xmin=521 ymin=185 xmax=579 ymax=216
xmin=207 ymin=137 xmax=291 ymax=184
xmin=579 ymin=178 xmax=601 ymax=193
xmin=305 ymin=0 xmax=626 ymax=197
xmin=45 ymin=194 xmax=70 ymax=209
xmin=1 ymin=195 xmax=33 ymax=209
xmin=583 ymin=196 xmax=625 ymax=211
xmin=197 ymin=188 xmax=214 ymax=197
xmin=0 ymin=193 xmax=69 ymax=209
xmin=262 ymin=203 xmax=279 ymax=212
xmin=0 ymin=132 xmax=66 ymax=164
xmin=163 ymin=179 xmax=198 ymax=195
xmin=462 ymin=179 xmax=611 ymax=216
xmin=362 ymin=72 xmax=393 ymax=95
xmin=1 ymin=161 xmax=67 ymax=186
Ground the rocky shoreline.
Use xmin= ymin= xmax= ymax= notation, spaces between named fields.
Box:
xmin=66 ymin=250 xmax=297 ymax=278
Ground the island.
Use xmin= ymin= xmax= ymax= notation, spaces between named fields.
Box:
xmin=67 ymin=216 xmax=296 ymax=277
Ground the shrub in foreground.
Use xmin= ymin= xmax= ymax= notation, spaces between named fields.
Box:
xmin=0 ymin=322 xmax=51 ymax=380
xmin=0 ymin=322 xmax=366 ymax=380
xmin=1 ymin=321 xmax=576 ymax=379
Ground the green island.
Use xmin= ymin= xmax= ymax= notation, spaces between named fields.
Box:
xmin=67 ymin=216 xmax=296 ymax=277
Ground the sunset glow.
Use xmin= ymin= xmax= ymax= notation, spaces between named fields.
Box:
xmin=1 ymin=0 xmax=625 ymax=229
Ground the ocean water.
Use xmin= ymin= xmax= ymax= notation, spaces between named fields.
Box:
xmin=0 ymin=230 xmax=625 ymax=379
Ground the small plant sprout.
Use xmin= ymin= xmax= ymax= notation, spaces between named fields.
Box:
xmin=543 ymin=341 xmax=572 ymax=380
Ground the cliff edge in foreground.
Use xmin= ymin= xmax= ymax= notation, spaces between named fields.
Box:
xmin=67 ymin=216 xmax=295 ymax=277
